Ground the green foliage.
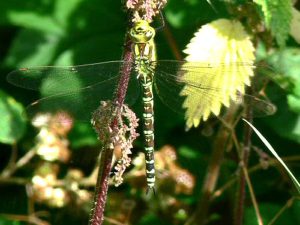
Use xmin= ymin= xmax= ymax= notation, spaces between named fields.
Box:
xmin=262 ymin=48 xmax=300 ymax=143
xmin=0 ymin=216 xmax=21 ymax=225
xmin=245 ymin=203 xmax=298 ymax=225
xmin=0 ymin=90 xmax=26 ymax=144
xmin=0 ymin=0 xmax=300 ymax=225
xmin=254 ymin=0 xmax=292 ymax=47
xmin=2 ymin=0 xmax=125 ymax=68
xmin=69 ymin=123 xmax=98 ymax=148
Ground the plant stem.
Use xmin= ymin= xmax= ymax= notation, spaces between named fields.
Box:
xmin=162 ymin=22 xmax=182 ymax=60
xmin=1 ymin=145 xmax=36 ymax=178
xmin=88 ymin=145 xmax=114 ymax=225
xmin=234 ymin=103 xmax=253 ymax=225
xmin=88 ymin=36 xmax=133 ymax=225
xmin=185 ymin=106 xmax=238 ymax=225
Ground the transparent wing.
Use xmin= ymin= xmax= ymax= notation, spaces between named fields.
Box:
xmin=7 ymin=61 xmax=140 ymax=123
xmin=153 ymin=60 xmax=276 ymax=118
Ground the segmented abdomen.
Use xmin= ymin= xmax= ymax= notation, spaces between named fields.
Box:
xmin=140 ymin=74 xmax=155 ymax=191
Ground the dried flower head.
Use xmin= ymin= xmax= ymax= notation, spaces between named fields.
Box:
xmin=126 ymin=0 xmax=167 ymax=22
xmin=91 ymin=101 xmax=139 ymax=186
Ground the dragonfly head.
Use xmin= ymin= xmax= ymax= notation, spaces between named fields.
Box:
xmin=129 ymin=20 xmax=155 ymax=44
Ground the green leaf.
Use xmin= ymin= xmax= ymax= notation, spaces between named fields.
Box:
xmin=7 ymin=11 xmax=64 ymax=35
xmin=245 ymin=203 xmax=296 ymax=225
xmin=69 ymin=123 xmax=98 ymax=149
xmin=0 ymin=0 xmax=63 ymax=34
xmin=261 ymin=48 xmax=300 ymax=143
xmin=0 ymin=0 xmax=78 ymax=34
xmin=267 ymin=48 xmax=300 ymax=113
xmin=254 ymin=0 xmax=292 ymax=47
xmin=53 ymin=0 xmax=85 ymax=29
xmin=4 ymin=29 xmax=60 ymax=68
xmin=0 ymin=216 xmax=21 ymax=225
xmin=181 ymin=19 xmax=255 ymax=129
xmin=0 ymin=90 xmax=26 ymax=144
xmin=291 ymin=200 xmax=300 ymax=223
xmin=288 ymin=95 xmax=300 ymax=113
xmin=178 ymin=146 xmax=202 ymax=159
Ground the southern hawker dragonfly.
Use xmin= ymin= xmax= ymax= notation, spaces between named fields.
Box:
xmin=7 ymin=20 xmax=275 ymax=192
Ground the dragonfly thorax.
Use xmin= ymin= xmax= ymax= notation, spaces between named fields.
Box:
xmin=130 ymin=20 xmax=157 ymax=63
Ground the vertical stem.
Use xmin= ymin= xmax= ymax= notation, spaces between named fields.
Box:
xmin=162 ymin=22 xmax=182 ymax=61
xmin=89 ymin=36 xmax=133 ymax=225
xmin=114 ymin=37 xmax=134 ymax=106
xmin=1 ymin=142 xmax=18 ymax=178
xmin=89 ymin=145 xmax=114 ymax=225
xmin=185 ymin=106 xmax=238 ymax=225
xmin=234 ymin=103 xmax=253 ymax=225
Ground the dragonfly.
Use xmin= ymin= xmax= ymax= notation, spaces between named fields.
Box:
xmin=7 ymin=20 xmax=275 ymax=192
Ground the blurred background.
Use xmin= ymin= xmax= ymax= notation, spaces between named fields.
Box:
xmin=1 ymin=0 xmax=300 ymax=225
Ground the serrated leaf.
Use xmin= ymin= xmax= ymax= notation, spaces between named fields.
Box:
xmin=0 ymin=90 xmax=27 ymax=144
xmin=254 ymin=0 xmax=292 ymax=47
xmin=290 ymin=7 xmax=300 ymax=44
xmin=181 ymin=19 xmax=255 ymax=129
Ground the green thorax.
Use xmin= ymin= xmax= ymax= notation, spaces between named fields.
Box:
xmin=129 ymin=20 xmax=157 ymax=79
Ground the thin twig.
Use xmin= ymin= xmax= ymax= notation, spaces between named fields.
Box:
xmin=1 ymin=142 xmax=17 ymax=177
xmin=162 ymin=22 xmax=183 ymax=60
xmin=234 ymin=99 xmax=253 ymax=225
xmin=1 ymin=148 xmax=37 ymax=178
xmin=202 ymin=155 xmax=300 ymax=199
xmin=241 ymin=165 xmax=264 ymax=225
xmin=268 ymin=197 xmax=295 ymax=225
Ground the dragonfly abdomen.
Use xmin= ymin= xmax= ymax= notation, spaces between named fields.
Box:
xmin=140 ymin=75 xmax=156 ymax=191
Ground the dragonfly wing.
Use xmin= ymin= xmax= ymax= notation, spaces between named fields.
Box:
xmin=26 ymin=76 xmax=118 ymax=122
xmin=8 ymin=61 xmax=140 ymax=123
xmin=153 ymin=60 xmax=275 ymax=126
xmin=7 ymin=61 xmax=132 ymax=93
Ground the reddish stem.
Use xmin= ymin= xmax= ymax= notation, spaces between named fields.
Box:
xmin=89 ymin=36 xmax=133 ymax=225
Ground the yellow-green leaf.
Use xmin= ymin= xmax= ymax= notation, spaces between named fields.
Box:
xmin=181 ymin=19 xmax=255 ymax=129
